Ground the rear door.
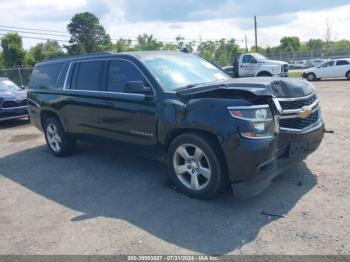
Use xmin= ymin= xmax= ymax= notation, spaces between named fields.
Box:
xmin=63 ymin=60 xmax=107 ymax=136
xmin=98 ymin=59 xmax=158 ymax=145
xmin=335 ymin=60 xmax=350 ymax=78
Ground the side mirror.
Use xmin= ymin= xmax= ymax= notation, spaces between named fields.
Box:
xmin=123 ymin=81 xmax=152 ymax=95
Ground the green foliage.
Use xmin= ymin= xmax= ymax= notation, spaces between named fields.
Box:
xmin=0 ymin=33 xmax=25 ymax=67
xmin=112 ymin=38 xmax=133 ymax=52
xmin=134 ymin=34 xmax=164 ymax=51
xmin=29 ymin=40 xmax=65 ymax=63
xmin=175 ymin=35 xmax=194 ymax=52
xmin=65 ymin=12 xmax=112 ymax=54
xmin=24 ymin=52 xmax=35 ymax=67
xmin=197 ymin=39 xmax=241 ymax=66
xmin=279 ymin=36 xmax=301 ymax=52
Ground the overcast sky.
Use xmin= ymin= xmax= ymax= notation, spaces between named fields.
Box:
xmin=1 ymin=0 xmax=350 ymax=49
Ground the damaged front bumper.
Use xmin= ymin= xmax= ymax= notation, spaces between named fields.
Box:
xmin=231 ymin=120 xmax=324 ymax=199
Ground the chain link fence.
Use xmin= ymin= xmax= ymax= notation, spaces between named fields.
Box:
xmin=0 ymin=67 xmax=33 ymax=87
xmin=261 ymin=47 xmax=350 ymax=64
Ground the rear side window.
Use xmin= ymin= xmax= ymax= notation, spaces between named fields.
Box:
xmin=336 ymin=60 xmax=349 ymax=66
xmin=107 ymin=60 xmax=147 ymax=93
xmin=74 ymin=60 xmax=104 ymax=91
xmin=29 ymin=63 xmax=64 ymax=89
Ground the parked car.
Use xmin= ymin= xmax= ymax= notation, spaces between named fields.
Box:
xmin=232 ymin=53 xmax=288 ymax=77
xmin=308 ymin=58 xmax=327 ymax=68
xmin=28 ymin=51 xmax=324 ymax=199
xmin=302 ymin=58 xmax=350 ymax=81
xmin=289 ymin=60 xmax=308 ymax=70
xmin=0 ymin=77 xmax=28 ymax=122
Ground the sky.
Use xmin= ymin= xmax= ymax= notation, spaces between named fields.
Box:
xmin=1 ymin=0 xmax=350 ymax=49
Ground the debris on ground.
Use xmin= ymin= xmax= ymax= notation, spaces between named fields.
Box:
xmin=261 ymin=210 xmax=287 ymax=218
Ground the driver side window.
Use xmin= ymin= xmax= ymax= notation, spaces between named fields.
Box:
xmin=107 ymin=60 xmax=148 ymax=93
xmin=242 ymin=55 xmax=257 ymax=64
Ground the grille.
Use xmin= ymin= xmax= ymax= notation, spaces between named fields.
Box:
xmin=1 ymin=99 xmax=28 ymax=109
xmin=279 ymin=94 xmax=317 ymax=110
xmin=280 ymin=110 xmax=319 ymax=130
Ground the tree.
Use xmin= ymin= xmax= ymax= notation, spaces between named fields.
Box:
xmin=307 ymin=39 xmax=324 ymax=50
xmin=279 ymin=36 xmax=301 ymax=52
xmin=0 ymin=33 xmax=25 ymax=67
xmin=134 ymin=34 xmax=163 ymax=51
xmin=112 ymin=38 xmax=133 ymax=52
xmin=175 ymin=35 xmax=194 ymax=52
xmin=214 ymin=39 xmax=240 ymax=66
xmin=29 ymin=40 xmax=65 ymax=63
xmin=66 ymin=12 xmax=112 ymax=54
xmin=198 ymin=41 xmax=217 ymax=60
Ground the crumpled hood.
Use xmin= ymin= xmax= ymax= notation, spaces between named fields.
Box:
xmin=176 ymin=77 xmax=314 ymax=98
xmin=0 ymin=89 xmax=27 ymax=100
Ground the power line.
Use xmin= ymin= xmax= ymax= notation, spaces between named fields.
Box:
xmin=0 ymin=28 xmax=69 ymax=38
xmin=0 ymin=33 xmax=69 ymax=43
xmin=0 ymin=25 xmax=68 ymax=34
xmin=0 ymin=24 xmax=246 ymax=43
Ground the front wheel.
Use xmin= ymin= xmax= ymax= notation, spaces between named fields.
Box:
xmin=306 ymin=73 xmax=316 ymax=81
xmin=44 ymin=116 xmax=76 ymax=157
xmin=346 ymin=71 xmax=350 ymax=80
xmin=167 ymin=133 xmax=228 ymax=199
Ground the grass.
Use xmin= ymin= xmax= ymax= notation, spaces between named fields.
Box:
xmin=288 ymin=69 xmax=303 ymax=79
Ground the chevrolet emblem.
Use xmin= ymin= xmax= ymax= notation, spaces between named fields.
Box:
xmin=298 ymin=106 xmax=313 ymax=119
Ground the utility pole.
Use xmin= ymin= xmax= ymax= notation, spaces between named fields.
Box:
xmin=245 ymin=35 xmax=248 ymax=52
xmin=254 ymin=15 xmax=258 ymax=52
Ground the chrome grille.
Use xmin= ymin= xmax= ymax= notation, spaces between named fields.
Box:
xmin=274 ymin=92 xmax=321 ymax=132
xmin=280 ymin=110 xmax=319 ymax=130
xmin=1 ymin=99 xmax=28 ymax=109
xmin=279 ymin=94 xmax=317 ymax=110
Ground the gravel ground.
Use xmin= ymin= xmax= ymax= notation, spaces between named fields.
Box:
xmin=0 ymin=80 xmax=349 ymax=255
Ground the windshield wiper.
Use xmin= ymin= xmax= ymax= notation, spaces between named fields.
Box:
xmin=175 ymin=83 xmax=205 ymax=91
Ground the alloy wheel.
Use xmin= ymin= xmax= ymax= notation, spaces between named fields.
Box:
xmin=173 ymin=144 xmax=211 ymax=191
xmin=46 ymin=123 xmax=62 ymax=152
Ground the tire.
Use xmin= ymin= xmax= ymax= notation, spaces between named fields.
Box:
xmin=346 ymin=71 xmax=350 ymax=80
xmin=167 ymin=133 xmax=228 ymax=199
xmin=306 ymin=73 xmax=316 ymax=81
xmin=257 ymin=72 xmax=272 ymax=77
xmin=44 ymin=116 xmax=76 ymax=157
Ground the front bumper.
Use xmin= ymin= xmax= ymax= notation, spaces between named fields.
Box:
xmin=0 ymin=108 xmax=28 ymax=122
xmin=229 ymin=120 xmax=324 ymax=198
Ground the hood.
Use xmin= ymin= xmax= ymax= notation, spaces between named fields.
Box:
xmin=303 ymin=67 xmax=317 ymax=73
xmin=176 ymin=77 xmax=314 ymax=99
xmin=0 ymin=89 xmax=27 ymax=100
xmin=258 ymin=59 xmax=287 ymax=66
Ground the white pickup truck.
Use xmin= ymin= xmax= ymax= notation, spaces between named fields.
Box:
xmin=224 ymin=53 xmax=289 ymax=77
xmin=302 ymin=58 xmax=350 ymax=81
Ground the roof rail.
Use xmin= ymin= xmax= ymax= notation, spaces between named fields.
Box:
xmin=41 ymin=51 xmax=115 ymax=63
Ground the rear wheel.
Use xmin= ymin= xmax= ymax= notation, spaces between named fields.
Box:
xmin=346 ymin=71 xmax=350 ymax=80
xmin=44 ymin=116 xmax=76 ymax=157
xmin=257 ymin=72 xmax=272 ymax=77
xmin=167 ymin=133 xmax=228 ymax=199
xmin=306 ymin=73 xmax=316 ymax=81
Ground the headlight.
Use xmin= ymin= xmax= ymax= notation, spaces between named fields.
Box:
xmin=228 ymin=105 xmax=276 ymax=139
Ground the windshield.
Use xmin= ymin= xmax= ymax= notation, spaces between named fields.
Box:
xmin=142 ymin=53 xmax=230 ymax=91
xmin=0 ymin=78 xmax=21 ymax=92
xmin=252 ymin=53 xmax=268 ymax=60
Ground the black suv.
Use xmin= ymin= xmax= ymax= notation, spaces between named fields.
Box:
xmin=27 ymin=51 xmax=324 ymax=199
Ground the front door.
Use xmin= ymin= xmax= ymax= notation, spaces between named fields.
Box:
xmin=239 ymin=54 xmax=258 ymax=77
xmin=98 ymin=59 xmax=158 ymax=145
